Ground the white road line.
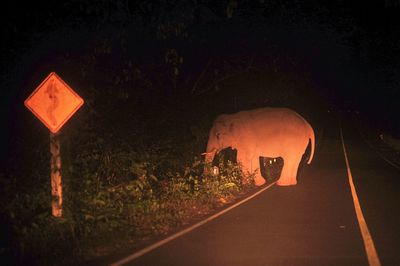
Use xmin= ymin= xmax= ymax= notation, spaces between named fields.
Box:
xmin=375 ymin=151 xmax=400 ymax=170
xmin=340 ymin=125 xmax=381 ymax=266
xmin=110 ymin=181 xmax=276 ymax=266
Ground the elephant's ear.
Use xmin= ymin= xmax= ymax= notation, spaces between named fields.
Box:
xmin=227 ymin=121 xmax=243 ymax=148
xmin=215 ymin=120 xmax=227 ymax=133
xmin=229 ymin=121 xmax=243 ymax=138
xmin=229 ymin=122 xmax=235 ymax=133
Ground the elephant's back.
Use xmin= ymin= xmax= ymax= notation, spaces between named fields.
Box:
xmin=245 ymin=107 xmax=309 ymax=136
xmin=249 ymin=107 xmax=303 ymax=123
xmin=221 ymin=107 xmax=310 ymax=131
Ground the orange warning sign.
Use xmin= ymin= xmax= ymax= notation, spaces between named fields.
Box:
xmin=25 ymin=72 xmax=84 ymax=133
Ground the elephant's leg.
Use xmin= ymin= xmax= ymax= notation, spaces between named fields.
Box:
xmin=251 ymin=156 xmax=265 ymax=186
xmin=277 ymin=155 xmax=302 ymax=186
xmin=237 ymin=151 xmax=265 ymax=186
xmin=237 ymin=150 xmax=252 ymax=184
xmin=289 ymin=155 xmax=303 ymax=185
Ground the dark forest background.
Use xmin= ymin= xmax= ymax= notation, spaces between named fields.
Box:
xmin=2 ymin=1 xmax=400 ymax=138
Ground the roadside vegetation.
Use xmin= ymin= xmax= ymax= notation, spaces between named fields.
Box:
xmin=1 ymin=145 xmax=254 ymax=265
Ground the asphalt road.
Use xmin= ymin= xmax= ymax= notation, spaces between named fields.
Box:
xmin=109 ymin=115 xmax=399 ymax=266
xmin=342 ymin=118 xmax=400 ymax=266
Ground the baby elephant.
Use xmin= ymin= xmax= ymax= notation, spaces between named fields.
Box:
xmin=203 ymin=107 xmax=315 ymax=186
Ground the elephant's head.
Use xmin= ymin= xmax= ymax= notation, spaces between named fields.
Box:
xmin=203 ymin=115 xmax=239 ymax=165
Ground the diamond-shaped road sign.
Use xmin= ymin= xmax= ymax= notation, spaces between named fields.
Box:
xmin=25 ymin=72 xmax=84 ymax=133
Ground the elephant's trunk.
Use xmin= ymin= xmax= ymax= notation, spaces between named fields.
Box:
xmin=204 ymin=126 xmax=219 ymax=164
xmin=202 ymin=148 xmax=217 ymax=164
xmin=202 ymin=148 xmax=219 ymax=176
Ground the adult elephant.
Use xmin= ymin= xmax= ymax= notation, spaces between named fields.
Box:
xmin=203 ymin=107 xmax=315 ymax=186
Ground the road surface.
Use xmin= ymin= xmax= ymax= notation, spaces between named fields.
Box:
xmin=107 ymin=115 xmax=399 ymax=265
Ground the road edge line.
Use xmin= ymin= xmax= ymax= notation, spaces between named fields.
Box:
xmin=110 ymin=181 xmax=276 ymax=266
xmin=339 ymin=124 xmax=381 ymax=266
xmin=357 ymin=126 xmax=400 ymax=170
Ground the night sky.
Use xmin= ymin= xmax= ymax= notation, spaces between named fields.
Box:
xmin=1 ymin=0 xmax=400 ymax=159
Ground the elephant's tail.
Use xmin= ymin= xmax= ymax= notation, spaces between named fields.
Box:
xmin=307 ymin=123 xmax=315 ymax=164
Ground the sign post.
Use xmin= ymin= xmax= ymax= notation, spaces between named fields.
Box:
xmin=50 ymin=132 xmax=62 ymax=217
xmin=25 ymin=72 xmax=84 ymax=217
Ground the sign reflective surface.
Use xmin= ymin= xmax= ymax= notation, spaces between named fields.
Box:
xmin=24 ymin=72 xmax=84 ymax=133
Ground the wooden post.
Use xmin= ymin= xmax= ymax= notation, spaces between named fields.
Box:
xmin=50 ymin=132 xmax=62 ymax=217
